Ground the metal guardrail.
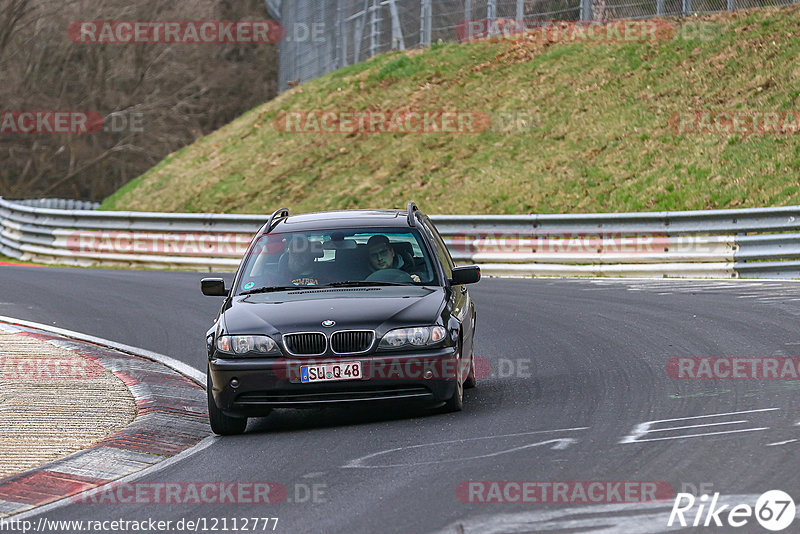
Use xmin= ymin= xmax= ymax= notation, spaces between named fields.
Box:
xmin=10 ymin=198 xmax=100 ymax=211
xmin=1 ymin=197 xmax=799 ymax=278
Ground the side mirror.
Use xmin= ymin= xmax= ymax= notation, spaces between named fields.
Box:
xmin=201 ymin=278 xmax=228 ymax=297
xmin=449 ymin=265 xmax=481 ymax=285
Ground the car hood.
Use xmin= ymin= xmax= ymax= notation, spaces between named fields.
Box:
xmin=221 ymin=286 xmax=446 ymax=334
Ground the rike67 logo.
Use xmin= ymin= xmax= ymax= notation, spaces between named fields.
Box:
xmin=668 ymin=490 xmax=795 ymax=531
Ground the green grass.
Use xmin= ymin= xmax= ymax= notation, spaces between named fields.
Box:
xmin=101 ymin=7 xmax=800 ymax=215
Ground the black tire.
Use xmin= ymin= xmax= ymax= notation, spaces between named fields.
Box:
xmin=464 ymin=351 xmax=476 ymax=389
xmin=207 ymin=368 xmax=248 ymax=436
xmin=442 ymin=346 xmax=464 ymax=413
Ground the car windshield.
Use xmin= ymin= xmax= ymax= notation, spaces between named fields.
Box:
xmin=235 ymin=228 xmax=439 ymax=294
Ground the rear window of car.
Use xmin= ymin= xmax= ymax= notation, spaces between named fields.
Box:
xmin=235 ymin=228 xmax=439 ymax=293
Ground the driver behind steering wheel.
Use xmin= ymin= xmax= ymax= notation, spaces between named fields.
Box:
xmin=366 ymin=235 xmax=421 ymax=282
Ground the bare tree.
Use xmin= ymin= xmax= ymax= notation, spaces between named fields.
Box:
xmin=0 ymin=0 xmax=278 ymax=200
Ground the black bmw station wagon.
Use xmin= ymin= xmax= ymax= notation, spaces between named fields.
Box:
xmin=201 ymin=203 xmax=480 ymax=435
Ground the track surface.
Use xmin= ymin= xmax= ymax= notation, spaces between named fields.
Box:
xmin=2 ymin=267 xmax=800 ymax=533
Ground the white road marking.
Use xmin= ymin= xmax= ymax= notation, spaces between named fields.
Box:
xmin=550 ymin=439 xmax=576 ymax=450
xmin=344 ymin=438 xmax=578 ymax=468
xmin=643 ymin=420 xmax=748 ymax=433
xmin=619 ymin=408 xmax=779 ymax=444
xmin=766 ymin=439 xmax=798 ymax=446
xmin=342 ymin=427 xmax=587 ymax=468
xmin=621 ymin=427 xmax=770 ymax=443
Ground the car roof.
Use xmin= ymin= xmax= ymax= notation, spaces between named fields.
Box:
xmin=268 ymin=209 xmax=417 ymax=233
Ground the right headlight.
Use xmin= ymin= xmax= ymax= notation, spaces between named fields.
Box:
xmin=379 ymin=326 xmax=447 ymax=350
xmin=216 ymin=335 xmax=280 ymax=356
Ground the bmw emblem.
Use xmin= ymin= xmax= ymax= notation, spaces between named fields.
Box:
xmin=322 ymin=320 xmax=335 ymax=327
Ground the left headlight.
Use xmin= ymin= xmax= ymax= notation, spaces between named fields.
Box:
xmin=216 ymin=335 xmax=280 ymax=356
xmin=379 ymin=326 xmax=447 ymax=350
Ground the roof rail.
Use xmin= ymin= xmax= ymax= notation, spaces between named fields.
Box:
xmin=265 ymin=207 xmax=290 ymax=233
xmin=407 ymin=202 xmax=418 ymax=227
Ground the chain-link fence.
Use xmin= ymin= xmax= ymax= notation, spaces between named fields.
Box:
xmin=268 ymin=0 xmax=797 ymax=91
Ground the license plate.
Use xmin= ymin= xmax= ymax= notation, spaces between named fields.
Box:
xmin=301 ymin=362 xmax=361 ymax=383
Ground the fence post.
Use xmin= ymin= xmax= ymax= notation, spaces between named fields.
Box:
xmin=336 ymin=0 xmax=345 ymax=67
xmin=727 ymin=0 xmax=735 ymax=10
xmin=656 ymin=0 xmax=664 ymax=15
xmin=516 ymin=0 xmax=524 ymax=26
xmin=419 ymin=0 xmax=432 ymax=47
xmin=580 ymin=0 xmax=593 ymax=20
xmin=354 ymin=3 xmax=366 ymax=62
xmin=487 ymin=0 xmax=496 ymax=36
xmin=683 ymin=0 xmax=692 ymax=16
xmin=369 ymin=0 xmax=379 ymax=57
xmin=388 ymin=0 xmax=405 ymax=49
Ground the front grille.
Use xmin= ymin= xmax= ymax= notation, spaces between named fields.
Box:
xmin=331 ymin=330 xmax=374 ymax=354
xmin=283 ymin=333 xmax=326 ymax=355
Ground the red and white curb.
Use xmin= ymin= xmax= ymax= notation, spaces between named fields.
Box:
xmin=0 ymin=319 xmax=213 ymax=518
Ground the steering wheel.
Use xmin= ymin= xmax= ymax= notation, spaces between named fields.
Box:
xmin=365 ymin=269 xmax=414 ymax=283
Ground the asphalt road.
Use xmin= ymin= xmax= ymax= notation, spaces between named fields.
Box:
xmin=2 ymin=267 xmax=800 ymax=533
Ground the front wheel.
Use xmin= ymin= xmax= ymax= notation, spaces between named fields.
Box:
xmin=464 ymin=351 xmax=476 ymax=389
xmin=207 ymin=368 xmax=248 ymax=435
xmin=441 ymin=351 xmax=464 ymax=412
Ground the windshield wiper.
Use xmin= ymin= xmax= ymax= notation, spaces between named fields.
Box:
xmin=239 ymin=285 xmax=303 ymax=295
xmin=323 ymin=281 xmax=408 ymax=288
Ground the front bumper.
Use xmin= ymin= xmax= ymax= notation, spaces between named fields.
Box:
xmin=209 ymin=347 xmax=458 ymax=416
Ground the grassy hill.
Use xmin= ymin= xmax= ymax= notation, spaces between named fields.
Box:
xmin=102 ymin=6 xmax=800 ymax=215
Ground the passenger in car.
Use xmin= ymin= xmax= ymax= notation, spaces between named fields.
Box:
xmin=366 ymin=235 xmax=422 ymax=282
xmin=279 ymin=236 xmax=328 ymax=286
